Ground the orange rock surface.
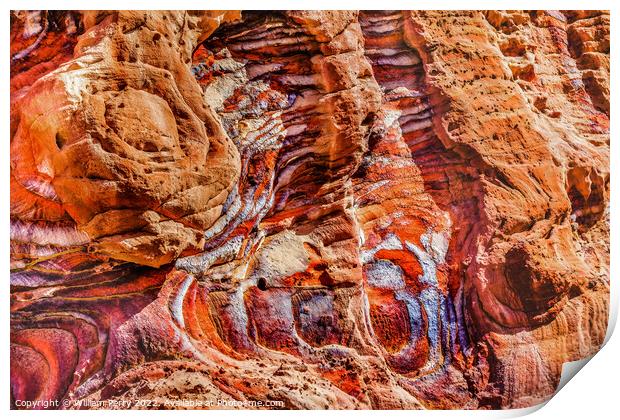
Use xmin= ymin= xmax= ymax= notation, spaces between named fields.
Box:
xmin=10 ymin=10 xmax=610 ymax=409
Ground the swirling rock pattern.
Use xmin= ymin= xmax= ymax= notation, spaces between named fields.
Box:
xmin=10 ymin=10 xmax=609 ymax=409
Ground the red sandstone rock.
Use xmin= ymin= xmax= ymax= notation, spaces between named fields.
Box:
xmin=10 ymin=10 xmax=609 ymax=409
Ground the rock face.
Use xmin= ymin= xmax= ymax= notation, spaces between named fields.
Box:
xmin=10 ymin=10 xmax=609 ymax=409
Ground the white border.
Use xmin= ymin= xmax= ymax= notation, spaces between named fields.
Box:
xmin=2 ymin=1 xmax=618 ymax=418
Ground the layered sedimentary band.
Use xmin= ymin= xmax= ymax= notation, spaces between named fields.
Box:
xmin=10 ymin=10 xmax=609 ymax=409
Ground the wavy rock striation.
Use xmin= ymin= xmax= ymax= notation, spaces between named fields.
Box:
xmin=10 ymin=10 xmax=609 ymax=409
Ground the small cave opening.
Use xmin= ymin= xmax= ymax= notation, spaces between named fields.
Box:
xmin=566 ymin=167 xmax=607 ymax=232
xmin=257 ymin=277 xmax=268 ymax=291
xmin=55 ymin=132 xmax=66 ymax=150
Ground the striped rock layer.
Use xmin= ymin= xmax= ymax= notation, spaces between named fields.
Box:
xmin=10 ymin=10 xmax=609 ymax=409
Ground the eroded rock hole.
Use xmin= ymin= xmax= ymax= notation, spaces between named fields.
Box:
xmin=566 ymin=167 xmax=606 ymax=231
xmin=55 ymin=132 xmax=65 ymax=149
